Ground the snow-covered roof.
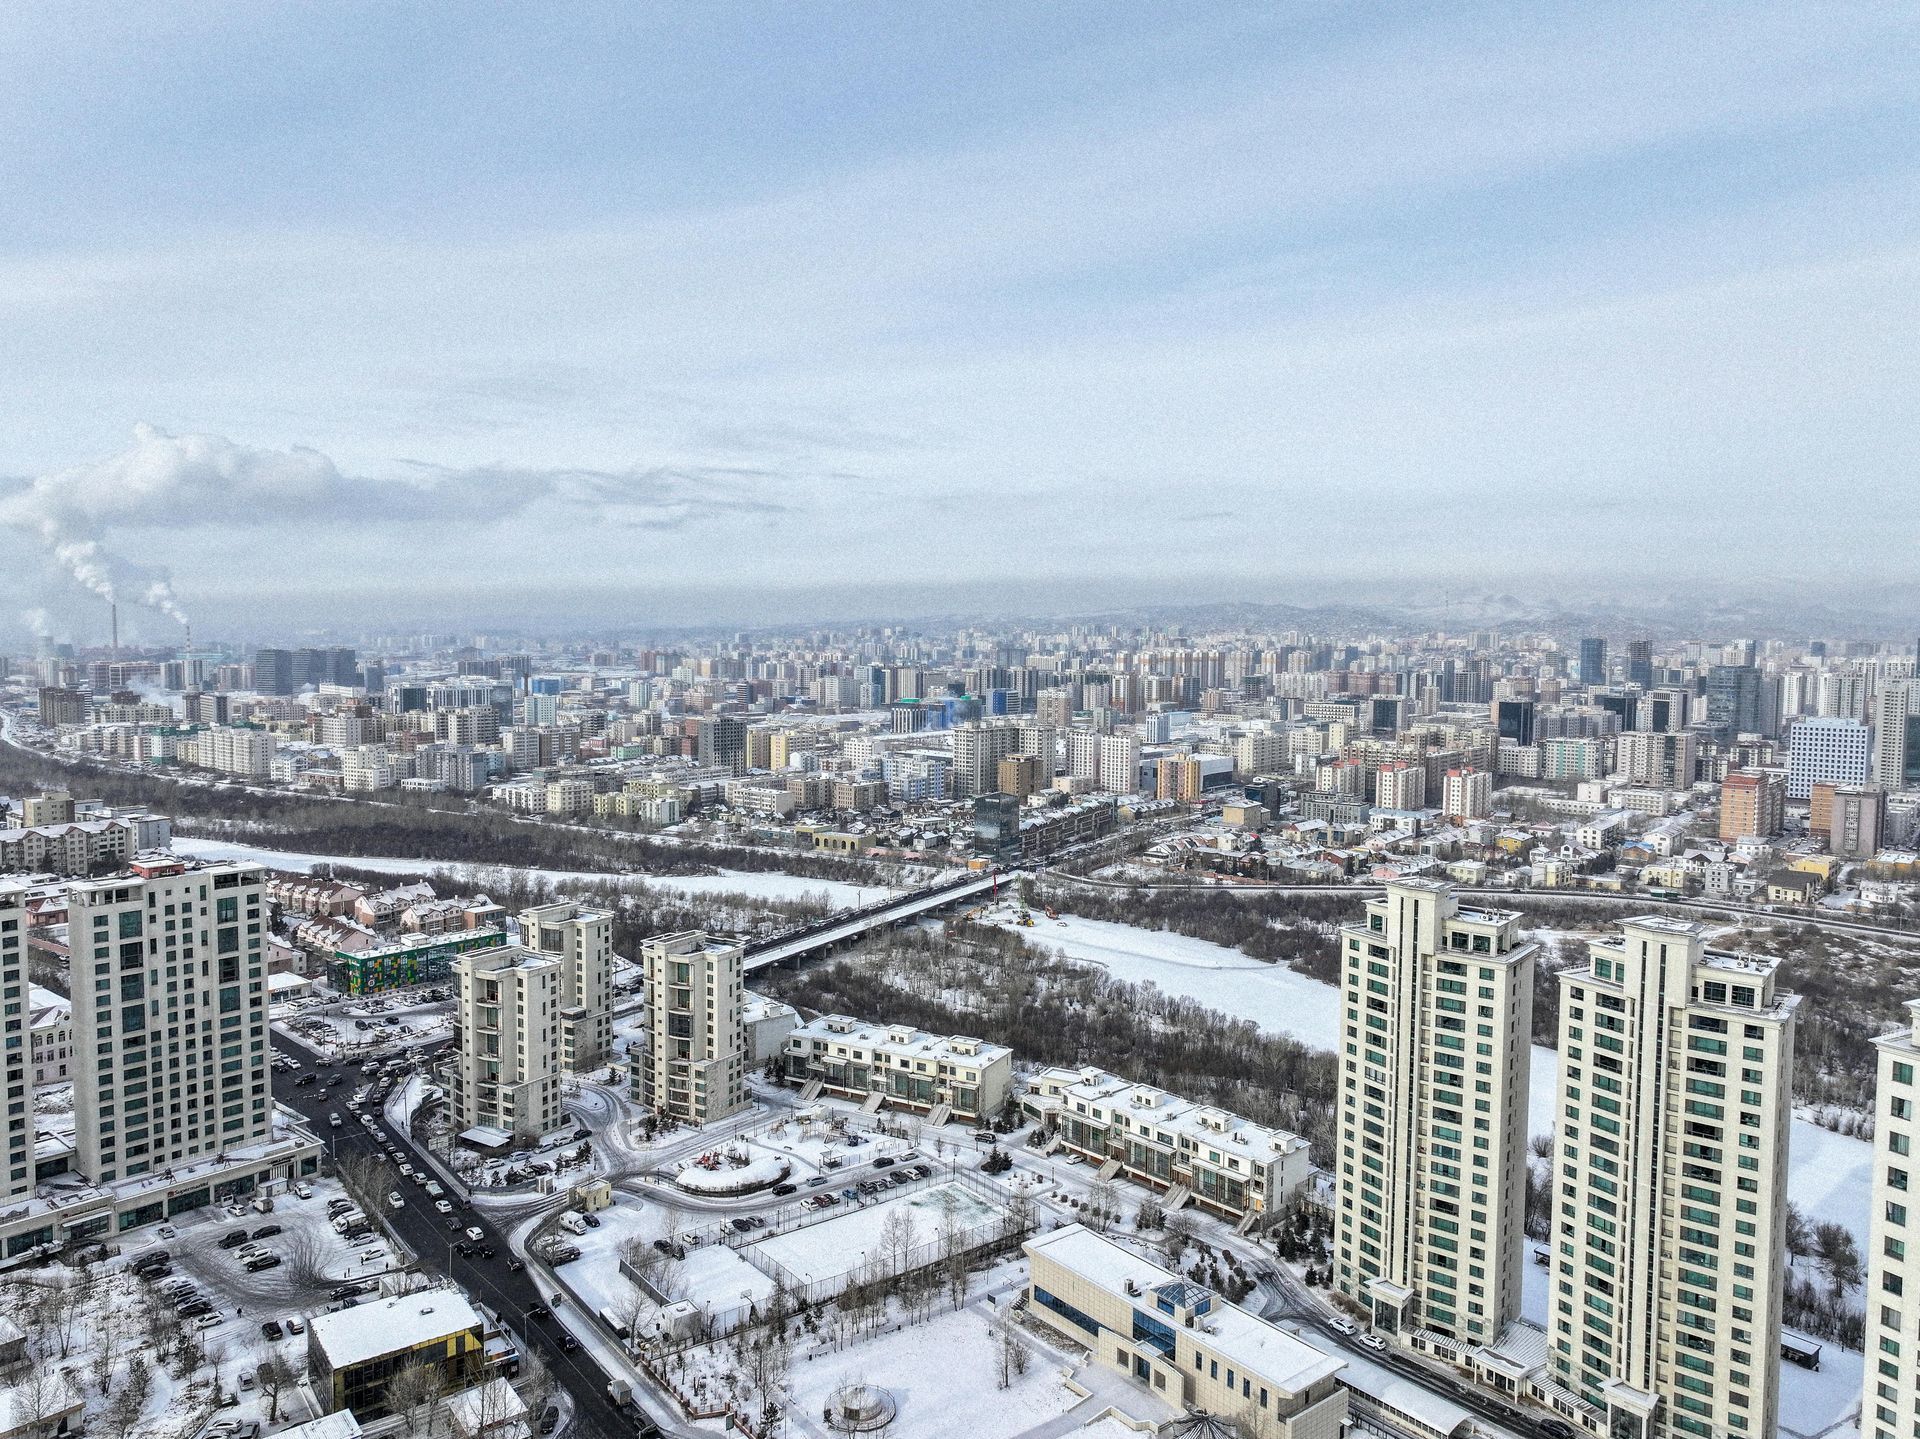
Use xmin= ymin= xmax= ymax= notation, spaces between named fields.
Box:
xmin=1026 ymin=1224 xmax=1342 ymax=1397
xmin=309 ymin=1290 xmax=484 ymax=1369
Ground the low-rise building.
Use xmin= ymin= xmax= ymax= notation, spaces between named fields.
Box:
xmin=783 ymin=1015 xmax=1012 ymax=1123
xmin=308 ymin=1290 xmax=488 ymax=1418
xmin=1022 ymin=1066 xmax=1310 ymax=1221
xmin=1024 ymin=1224 xmax=1348 ymax=1439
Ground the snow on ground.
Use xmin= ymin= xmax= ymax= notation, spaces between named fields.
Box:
xmin=645 ymin=870 xmax=899 ymax=909
xmin=673 ymin=1153 xmax=792 ymax=1195
xmin=783 ymin=1300 xmax=1081 ymax=1439
xmin=173 ymin=836 xmax=895 ymax=910
xmin=1011 ymin=909 xmax=1342 ymax=1050
xmin=749 ymin=1182 xmax=1006 ymax=1294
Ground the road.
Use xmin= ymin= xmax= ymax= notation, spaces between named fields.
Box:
xmin=270 ymin=1030 xmax=644 ymax=1439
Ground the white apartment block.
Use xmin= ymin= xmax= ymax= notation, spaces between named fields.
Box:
xmin=1374 ymin=762 xmax=1426 ymax=811
xmin=1335 ymin=880 xmax=1535 ymax=1351
xmin=1541 ymin=737 xmax=1609 ymax=782
xmin=1066 ymin=729 xmax=1102 ymax=785
xmin=191 ymin=725 xmax=277 ymax=778
xmin=1442 ymin=768 xmax=1493 ymax=822
xmin=783 ymin=1014 xmax=1012 ymax=1123
xmin=1787 ymin=717 xmax=1871 ymax=800
xmin=1865 ymin=999 xmax=1920 ymax=1439
xmin=65 ymin=857 xmax=274 ymax=1183
xmin=451 ymin=945 xmax=562 ymax=1141
xmin=517 ymin=900 xmax=613 ymax=1073
xmin=640 ymin=931 xmax=746 ymax=1126
xmin=1235 ymin=729 xmax=1290 ymax=779
xmin=1874 ymin=682 xmax=1917 ymax=789
xmin=1100 ymin=733 xmax=1143 ymax=794
xmin=1024 ymin=1066 xmax=1311 ymax=1223
xmin=1548 ymin=918 xmax=1796 ymax=1439
xmin=30 ymin=985 xmax=72 ymax=1089
xmin=1024 ymin=1224 xmax=1349 ymax=1439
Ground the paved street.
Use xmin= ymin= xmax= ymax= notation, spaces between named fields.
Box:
xmin=270 ymin=1030 xmax=644 ymax=1439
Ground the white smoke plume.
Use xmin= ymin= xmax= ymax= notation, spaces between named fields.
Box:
xmin=1 ymin=423 xmax=787 ymax=629
xmin=19 ymin=608 xmax=51 ymax=639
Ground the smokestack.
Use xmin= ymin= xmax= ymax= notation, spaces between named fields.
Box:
xmin=111 ymin=602 xmax=119 ymax=661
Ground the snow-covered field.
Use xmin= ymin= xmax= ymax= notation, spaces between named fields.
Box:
xmin=172 ymin=836 xmax=896 ymax=909
xmin=783 ymin=1301 xmax=1081 ymax=1439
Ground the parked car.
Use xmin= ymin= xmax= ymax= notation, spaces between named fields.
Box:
xmin=731 ymin=1217 xmax=755 ymax=1233
xmin=770 ymin=1183 xmax=797 ymax=1197
xmin=293 ymin=1182 xmax=313 ymax=1199
xmin=285 ymin=1317 xmax=305 ymax=1334
xmin=581 ymin=1213 xmax=599 ymax=1228
xmin=872 ymin=1157 xmax=894 ymax=1169
xmin=464 ymin=1226 xmax=485 ymax=1242
xmin=806 ymin=1176 xmax=829 ymax=1187
xmin=245 ymin=1255 xmax=282 ymax=1273
xmin=217 ymin=1230 xmax=249 ymax=1249
xmin=1327 ymin=1319 xmax=1358 ymax=1337
xmin=1357 ymin=1333 xmax=1388 ymax=1353
xmin=194 ymin=1313 xmax=221 ymax=1330
xmin=1539 ymin=1422 xmax=1577 ymax=1439
xmin=252 ymin=1225 xmax=282 ymax=1240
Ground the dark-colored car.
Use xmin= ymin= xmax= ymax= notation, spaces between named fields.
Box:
xmin=330 ymin=1281 xmax=372 ymax=1300
xmin=872 ymin=1157 xmax=894 ymax=1169
xmin=557 ymin=1333 xmax=580 ymax=1353
xmin=770 ymin=1183 xmax=798 ymax=1197
xmin=260 ymin=1320 xmax=284 ymax=1340
xmin=731 ymin=1217 xmax=755 ymax=1233
xmin=508 ymin=1258 xmax=525 ymax=1272
xmin=252 ymin=1225 xmax=282 ymax=1240
xmin=1539 ymin=1423 xmax=1577 ymax=1439
xmin=527 ymin=1303 xmax=551 ymax=1321
xmin=217 ymin=1230 xmax=249 ymax=1249
xmin=245 ymin=1254 xmax=282 ymax=1272
xmin=581 ymin=1213 xmax=599 ymax=1228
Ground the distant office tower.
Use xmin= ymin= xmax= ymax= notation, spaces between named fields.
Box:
xmin=253 ymin=647 xmax=294 ymax=695
xmin=1864 ymin=999 xmax=1920 ymax=1439
xmin=0 ymin=883 xmax=36 ymax=1198
xmin=1615 ymin=729 xmax=1697 ymax=789
xmin=1829 ymin=786 xmax=1888 ymax=860
xmin=1643 ymin=688 xmax=1689 ymax=733
xmin=1493 ymin=699 xmax=1535 ymax=748
xmin=1627 ymin=640 xmax=1654 ymax=689
xmin=1786 ymin=716 xmax=1871 ymax=799
xmin=1718 ymin=770 xmax=1783 ymax=841
xmin=640 ymin=932 xmax=746 ymax=1125
xmin=1578 ymin=638 xmax=1607 ymax=686
xmin=1874 ymin=682 xmax=1919 ymax=789
xmin=1441 ymin=767 xmax=1492 ymax=822
xmin=452 ymin=945 xmax=561 ymax=1138
xmin=518 ymin=901 xmax=613 ymax=1073
xmin=1705 ymin=664 xmax=1763 ymax=737
xmin=1335 ymin=881 xmax=1534 ymax=1348
xmin=1548 ymin=918 xmax=1795 ymax=1439
xmin=67 ymin=857 xmax=273 ymax=1182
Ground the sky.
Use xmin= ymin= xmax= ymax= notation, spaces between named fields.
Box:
xmin=1 ymin=2 xmax=1916 ymax=641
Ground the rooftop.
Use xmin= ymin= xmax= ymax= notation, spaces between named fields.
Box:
xmin=309 ymin=1288 xmax=485 ymax=1369
xmin=1026 ymin=1225 xmax=1343 ymax=1397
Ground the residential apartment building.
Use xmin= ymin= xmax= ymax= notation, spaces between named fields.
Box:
xmin=65 ymin=856 xmax=274 ymax=1182
xmin=190 ymin=725 xmax=277 ymax=778
xmin=951 ymin=720 xmax=1022 ymax=798
xmin=450 ymin=945 xmax=561 ymax=1141
xmin=782 ymin=1015 xmax=1012 ymax=1124
xmin=1441 ymin=768 xmax=1493 ymax=823
xmin=1547 ymin=918 xmax=1797 ymax=1439
xmin=0 ymin=885 xmax=34 ymax=1198
xmin=1873 ymin=682 xmax=1920 ymax=790
xmin=1830 ymin=785 xmax=1889 ymax=860
xmin=517 ymin=900 xmax=614 ymax=1073
xmin=1373 ymin=761 xmax=1426 ymax=811
xmin=1024 ymin=1224 xmax=1349 ymax=1439
xmin=1616 ymin=731 xmax=1697 ymax=791
xmin=1334 ymin=880 xmax=1535 ymax=1350
xmin=1023 ymin=1065 xmax=1311 ymax=1222
xmin=1863 ymin=998 xmax=1920 ymax=1439
xmin=1718 ymin=771 xmax=1783 ymax=842
xmin=639 ymin=931 xmax=746 ymax=1126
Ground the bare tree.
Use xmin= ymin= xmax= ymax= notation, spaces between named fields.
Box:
xmin=878 ymin=1207 xmax=917 ymax=1279
xmin=990 ymin=1307 xmax=1023 ymax=1390
xmin=518 ymin=1347 xmax=559 ymax=1433
xmin=256 ymin=1355 xmax=295 ymax=1424
xmin=286 ymin=1229 xmax=333 ymax=1290
xmin=1085 ymin=1179 xmax=1119 ymax=1234
xmin=386 ymin=1360 xmax=450 ymax=1437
